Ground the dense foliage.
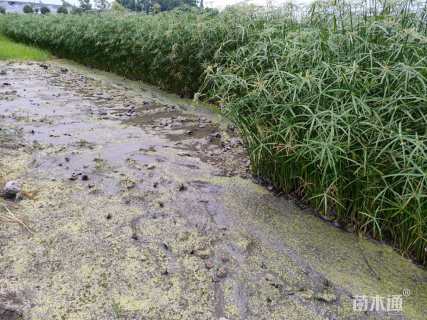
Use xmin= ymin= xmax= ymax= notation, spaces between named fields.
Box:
xmin=1 ymin=1 xmax=426 ymax=264
xmin=57 ymin=6 xmax=69 ymax=14
xmin=117 ymin=0 xmax=199 ymax=13
xmin=0 ymin=11 xmax=231 ymax=93
xmin=40 ymin=6 xmax=50 ymax=14
xmin=78 ymin=0 xmax=92 ymax=11
xmin=95 ymin=0 xmax=110 ymax=10
xmin=22 ymin=4 xmax=33 ymax=13
xmin=0 ymin=6 xmax=5 ymax=14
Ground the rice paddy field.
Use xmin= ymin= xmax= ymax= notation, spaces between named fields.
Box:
xmin=0 ymin=0 xmax=426 ymax=265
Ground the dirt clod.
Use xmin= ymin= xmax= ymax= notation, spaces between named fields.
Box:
xmin=2 ymin=181 xmax=21 ymax=199
xmin=216 ymin=266 xmax=228 ymax=278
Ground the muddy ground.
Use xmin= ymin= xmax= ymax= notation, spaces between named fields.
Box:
xmin=0 ymin=61 xmax=426 ymax=320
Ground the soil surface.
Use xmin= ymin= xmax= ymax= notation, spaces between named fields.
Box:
xmin=0 ymin=61 xmax=426 ymax=320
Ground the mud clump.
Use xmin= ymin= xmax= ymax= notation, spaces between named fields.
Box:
xmin=0 ymin=292 xmax=23 ymax=320
xmin=216 ymin=266 xmax=228 ymax=279
xmin=2 ymin=181 xmax=21 ymax=200
xmin=0 ymin=306 xmax=22 ymax=320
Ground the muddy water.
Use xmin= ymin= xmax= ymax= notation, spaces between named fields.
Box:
xmin=0 ymin=61 xmax=426 ymax=320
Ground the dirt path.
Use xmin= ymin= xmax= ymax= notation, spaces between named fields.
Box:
xmin=0 ymin=61 xmax=426 ymax=320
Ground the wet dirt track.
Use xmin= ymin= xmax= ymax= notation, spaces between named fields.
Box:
xmin=0 ymin=61 xmax=426 ymax=320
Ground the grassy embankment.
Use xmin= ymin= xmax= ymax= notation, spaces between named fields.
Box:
xmin=0 ymin=34 xmax=49 ymax=60
xmin=0 ymin=1 xmax=426 ymax=265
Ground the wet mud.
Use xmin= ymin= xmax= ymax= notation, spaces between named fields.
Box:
xmin=0 ymin=61 xmax=426 ymax=320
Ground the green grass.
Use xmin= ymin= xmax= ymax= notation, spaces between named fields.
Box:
xmin=0 ymin=34 xmax=49 ymax=60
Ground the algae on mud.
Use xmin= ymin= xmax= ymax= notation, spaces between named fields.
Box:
xmin=0 ymin=61 xmax=426 ymax=320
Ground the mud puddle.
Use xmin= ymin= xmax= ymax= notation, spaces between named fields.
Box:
xmin=0 ymin=61 xmax=426 ymax=320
